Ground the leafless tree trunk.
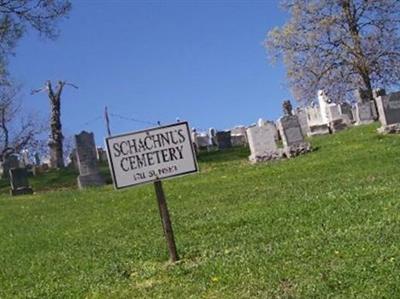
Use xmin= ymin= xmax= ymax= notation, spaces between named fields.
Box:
xmin=32 ymin=80 xmax=77 ymax=169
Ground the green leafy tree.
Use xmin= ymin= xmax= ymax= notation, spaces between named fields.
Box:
xmin=266 ymin=0 xmax=400 ymax=103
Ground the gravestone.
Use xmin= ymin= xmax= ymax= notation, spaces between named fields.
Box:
xmin=305 ymin=106 xmax=330 ymax=137
xmin=195 ymin=133 xmax=210 ymax=149
xmin=247 ymin=122 xmax=282 ymax=163
xmin=376 ymin=91 xmax=400 ymax=134
xmin=9 ymin=168 xmax=33 ymax=196
xmin=96 ymin=147 xmax=108 ymax=162
xmin=354 ymin=88 xmax=375 ymax=125
xmin=231 ymin=126 xmax=248 ymax=147
xmin=294 ymin=107 xmax=310 ymax=136
xmin=215 ymin=131 xmax=232 ymax=150
xmin=75 ymin=131 xmax=105 ymax=189
xmin=355 ymin=102 xmax=374 ymax=125
xmin=318 ymin=90 xmax=347 ymax=132
xmin=2 ymin=154 xmax=20 ymax=179
xmin=339 ymin=102 xmax=354 ymax=124
xmin=277 ymin=113 xmax=311 ymax=158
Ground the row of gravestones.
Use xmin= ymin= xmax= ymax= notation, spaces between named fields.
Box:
xmin=7 ymin=131 xmax=106 ymax=196
xmin=247 ymin=101 xmax=312 ymax=163
xmin=9 ymin=89 xmax=400 ymax=196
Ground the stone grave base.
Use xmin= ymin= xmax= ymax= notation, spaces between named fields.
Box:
xmin=377 ymin=123 xmax=400 ymax=134
xmin=355 ymin=119 xmax=374 ymax=126
xmin=329 ymin=119 xmax=348 ymax=133
xmin=78 ymin=173 xmax=105 ymax=189
xmin=249 ymin=149 xmax=283 ymax=163
xmin=307 ymin=124 xmax=330 ymax=137
xmin=10 ymin=187 xmax=33 ymax=196
xmin=283 ymin=142 xmax=312 ymax=158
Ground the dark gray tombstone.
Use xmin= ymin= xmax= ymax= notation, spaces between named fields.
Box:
xmin=2 ymin=155 xmax=20 ymax=179
xmin=277 ymin=115 xmax=311 ymax=157
xmin=278 ymin=115 xmax=305 ymax=147
xmin=96 ymin=147 xmax=108 ymax=162
xmin=75 ymin=131 xmax=105 ymax=189
xmin=216 ymin=131 xmax=232 ymax=150
xmin=376 ymin=92 xmax=400 ymax=126
xmin=376 ymin=91 xmax=400 ymax=133
xmin=9 ymin=168 xmax=33 ymax=196
xmin=339 ymin=102 xmax=354 ymax=122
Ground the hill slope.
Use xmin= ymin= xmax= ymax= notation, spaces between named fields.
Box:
xmin=1 ymin=124 xmax=400 ymax=298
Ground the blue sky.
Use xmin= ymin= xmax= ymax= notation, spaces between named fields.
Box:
xmin=10 ymin=0 xmax=291 ymax=145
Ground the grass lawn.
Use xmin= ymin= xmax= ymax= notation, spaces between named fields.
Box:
xmin=1 ymin=123 xmax=400 ymax=298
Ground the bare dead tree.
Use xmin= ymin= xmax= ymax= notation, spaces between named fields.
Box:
xmin=0 ymin=83 xmax=45 ymax=161
xmin=32 ymin=80 xmax=77 ymax=168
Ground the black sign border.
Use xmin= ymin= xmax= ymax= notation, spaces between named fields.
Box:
xmin=105 ymin=121 xmax=199 ymax=190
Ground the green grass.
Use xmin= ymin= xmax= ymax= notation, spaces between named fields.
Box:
xmin=1 ymin=123 xmax=400 ymax=298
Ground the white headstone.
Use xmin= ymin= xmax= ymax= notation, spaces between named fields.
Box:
xmin=247 ymin=122 xmax=281 ymax=163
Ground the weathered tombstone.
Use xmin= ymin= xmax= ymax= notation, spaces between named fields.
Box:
xmin=305 ymin=106 xmax=330 ymax=137
xmin=247 ymin=122 xmax=282 ymax=163
xmin=9 ymin=168 xmax=33 ymax=196
xmin=231 ymin=126 xmax=248 ymax=147
xmin=339 ymin=102 xmax=354 ymax=124
xmin=354 ymin=88 xmax=375 ymax=125
xmin=2 ymin=154 xmax=20 ymax=179
xmin=195 ymin=133 xmax=210 ymax=149
xmin=96 ymin=147 xmax=108 ymax=162
xmin=294 ymin=107 xmax=310 ymax=136
xmin=75 ymin=131 xmax=105 ymax=189
xmin=376 ymin=91 xmax=400 ymax=134
xmin=215 ymin=131 xmax=232 ymax=150
xmin=277 ymin=101 xmax=311 ymax=157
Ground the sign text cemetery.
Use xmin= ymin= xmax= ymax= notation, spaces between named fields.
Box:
xmin=106 ymin=122 xmax=198 ymax=189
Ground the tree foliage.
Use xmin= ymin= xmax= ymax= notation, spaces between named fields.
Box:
xmin=266 ymin=0 xmax=400 ymax=104
xmin=0 ymin=0 xmax=71 ymax=80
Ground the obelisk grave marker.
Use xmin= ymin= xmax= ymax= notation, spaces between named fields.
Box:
xmin=105 ymin=121 xmax=198 ymax=262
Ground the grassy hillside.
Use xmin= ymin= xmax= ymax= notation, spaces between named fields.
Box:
xmin=1 ymin=123 xmax=400 ymax=298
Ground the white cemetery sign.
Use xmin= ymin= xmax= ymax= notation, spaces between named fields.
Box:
xmin=106 ymin=122 xmax=198 ymax=189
